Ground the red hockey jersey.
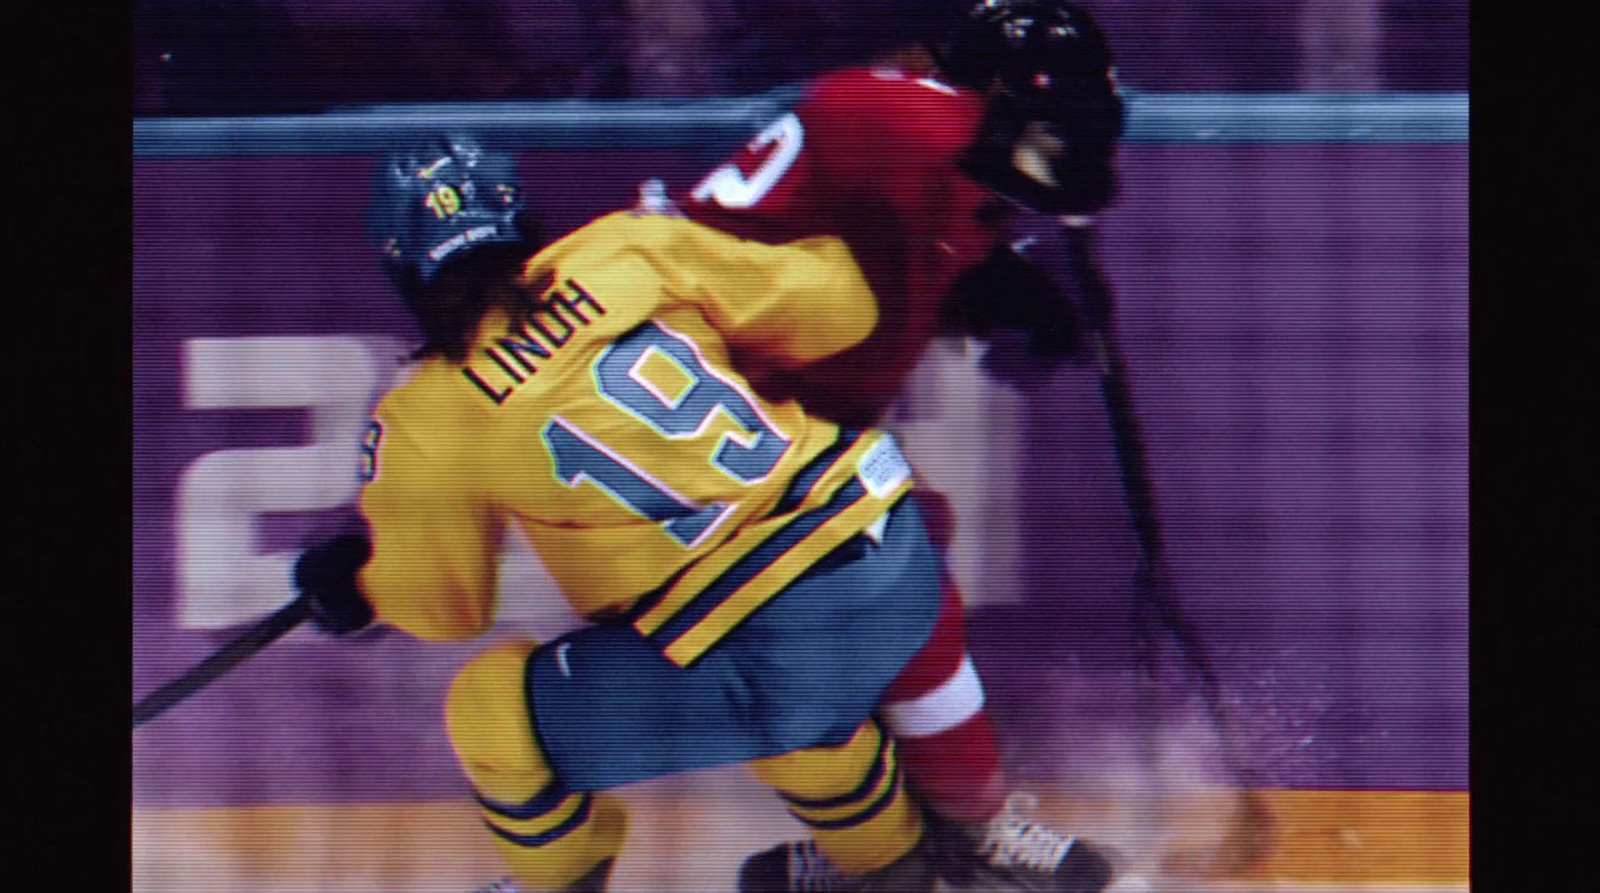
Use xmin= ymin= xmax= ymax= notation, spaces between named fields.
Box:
xmin=681 ymin=65 xmax=1009 ymax=429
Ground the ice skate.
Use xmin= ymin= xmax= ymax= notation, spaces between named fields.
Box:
xmin=925 ymin=793 xmax=1116 ymax=893
xmin=468 ymin=857 xmax=614 ymax=893
xmin=739 ymin=837 xmax=938 ymax=893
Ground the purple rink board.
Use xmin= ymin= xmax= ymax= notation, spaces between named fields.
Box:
xmin=132 ymin=145 xmax=1467 ymax=809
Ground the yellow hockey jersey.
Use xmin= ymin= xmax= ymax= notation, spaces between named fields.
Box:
xmin=356 ymin=211 xmax=914 ymax=664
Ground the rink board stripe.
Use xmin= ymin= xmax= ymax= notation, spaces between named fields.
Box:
xmin=1241 ymin=789 xmax=1468 ymax=884
xmin=1032 ymin=788 xmax=1470 ymax=885
xmin=131 ymin=789 xmax=1468 ymax=888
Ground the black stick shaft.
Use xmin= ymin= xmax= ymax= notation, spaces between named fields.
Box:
xmin=132 ymin=597 xmax=310 ymax=728
xmin=1060 ymin=225 xmax=1165 ymax=565
xmin=1062 ymin=224 xmax=1249 ymax=781
xmin=1088 ymin=331 xmax=1164 ymax=567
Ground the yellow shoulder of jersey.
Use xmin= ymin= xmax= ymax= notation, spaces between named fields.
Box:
xmin=520 ymin=210 xmax=878 ymax=370
xmin=369 ymin=359 xmax=493 ymax=462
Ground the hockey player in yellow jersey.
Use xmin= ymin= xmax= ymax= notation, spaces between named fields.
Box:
xmin=290 ymin=134 xmax=949 ymax=893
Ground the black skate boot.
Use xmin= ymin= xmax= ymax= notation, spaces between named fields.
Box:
xmin=738 ymin=837 xmax=937 ymax=893
xmin=925 ymin=794 xmax=1115 ymax=893
xmin=469 ymin=857 xmax=614 ymax=893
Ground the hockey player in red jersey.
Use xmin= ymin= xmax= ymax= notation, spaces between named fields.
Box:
xmin=675 ymin=3 xmax=1129 ymax=892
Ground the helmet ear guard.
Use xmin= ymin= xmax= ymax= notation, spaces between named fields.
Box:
xmin=934 ymin=1 xmax=1127 ymax=215
xmin=959 ymin=105 xmax=1122 ymax=215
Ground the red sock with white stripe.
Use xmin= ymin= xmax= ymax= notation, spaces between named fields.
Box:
xmin=879 ymin=577 xmax=1007 ymax=824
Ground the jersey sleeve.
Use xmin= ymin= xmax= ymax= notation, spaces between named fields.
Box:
xmin=354 ymin=411 xmax=503 ymax=642
xmin=658 ymin=218 xmax=879 ymax=368
xmin=680 ymin=107 xmax=821 ymax=243
xmin=818 ymin=73 xmax=1004 ymax=277
xmin=681 ymin=67 xmax=1005 ymax=313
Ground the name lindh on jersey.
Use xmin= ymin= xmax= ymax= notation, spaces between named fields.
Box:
xmin=462 ymin=277 xmax=607 ymax=405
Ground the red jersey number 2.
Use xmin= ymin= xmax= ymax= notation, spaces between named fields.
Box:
xmin=690 ymin=113 xmax=804 ymax=209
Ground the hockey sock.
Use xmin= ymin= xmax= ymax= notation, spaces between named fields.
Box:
xmin=879 ymin=578 xmax=1007 ymax=824
xmin=749 ymin=720 xmax=923 ymax=875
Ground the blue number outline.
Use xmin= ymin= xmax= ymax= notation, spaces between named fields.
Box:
xmin=541 ymin=321 xmax=793 ymax=548
xmin=591 ymin=321 xmax=792 ymax=485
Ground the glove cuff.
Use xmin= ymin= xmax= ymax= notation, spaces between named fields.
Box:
xmin=293 ymin=535 xmax=375 ymax=635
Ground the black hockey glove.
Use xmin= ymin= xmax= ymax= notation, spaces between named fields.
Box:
xmin=945 ymin=239 xmax=1085 ymax=391
xmin=292 ymin=534 xmax=375 ymax=636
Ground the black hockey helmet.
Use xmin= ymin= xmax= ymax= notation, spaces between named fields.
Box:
xmin=367 ymin=134 xmax=533 ymax=289
xmin=931 ymin=1 xmax=1127 ymax=214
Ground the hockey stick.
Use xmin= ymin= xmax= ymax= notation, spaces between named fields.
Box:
xmin=1055 ymin=221 xmax=1274 ymax=877
xmin=132 ymin=596 xmax=311 ymax=729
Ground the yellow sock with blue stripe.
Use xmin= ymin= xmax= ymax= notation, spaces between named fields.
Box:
xmin=748 ymin=720 xmax=922 ymax=875
xmin=446 ymin=640 xmax=628 ymax=890
xmin=476 ymin=786 xmax=628 ymax=891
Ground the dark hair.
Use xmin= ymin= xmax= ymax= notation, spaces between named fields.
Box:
xmin=397 ymin=210 xmax=550 ymax=363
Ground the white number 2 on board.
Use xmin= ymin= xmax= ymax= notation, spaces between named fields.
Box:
xmin=174 ymin=336 xmax=398 ymax=629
